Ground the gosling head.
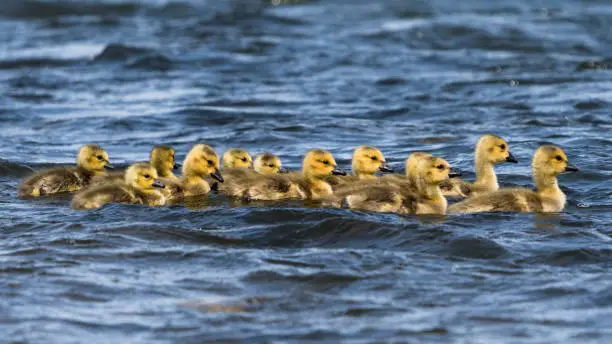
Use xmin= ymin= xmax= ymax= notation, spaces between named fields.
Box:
xmin=254 ymin=153 xmax=286 ymax=174
xmin=125 ymin=163 xmax=165 ymax=191
xmin=150 ymin=145 xmax=179 ymax=177
xmin=302 ymin=149 xmax=345 ymax=179
xmin=352 ymin=145 xmax=393 ymax=177
xmin=418 ymin=156 xmax=457 ymax=185
xmin=533 ymin=145 xmax=578 ymax=177
xmin=405 ymin=152 xmax=432 ymax=181
xmin=222 ymin=148 xmax=252 ymax=169
xmin=77 ymin=144 xmax=112 ymax=173
xmin=183 ymin=144 xmax=224 ymax=182
xmin=476 ymin=134 xmax=518 ymax=164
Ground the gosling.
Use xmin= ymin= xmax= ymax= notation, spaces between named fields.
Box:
xmin=339 ymin=156 xmax=457 ymax=215
xmin=72 ymin=162 xmax=165 ymax=210
xmin=439 ymin=134 xmax=518 ymax=197
xmin=163 ymin=144 xmax=223 ymax=200
xmin=327 ymin=145 xmax=393 ymax=190
xmin=448 ymin=145 xmax=578 ymax=214
xmin=18 ymin=144 xmax=112 ymax=198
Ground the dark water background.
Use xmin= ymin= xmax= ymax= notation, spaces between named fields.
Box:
xmin=1 ymin=0 xmax=612 ymax=342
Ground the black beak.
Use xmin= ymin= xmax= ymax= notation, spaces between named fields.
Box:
xmin=152 ymin=179 xmax=165 ymax=188
xmin=173 ymin=162 xmax=181 ymax=170
xmin=505 ymin=152 xmax=518 ymax=163
xmin=278 ymin=167 xmax=288 ymax=174
xmin=331 ymin=168 xmax=347 ymax=176
xmin=104 ymin=162 xmax=114 ymax=170
xmin=449 ymin=168 xmax=462 ymax=178
xmin=379 ymin=163 xmax=394 ymax=173
xmin=210 ymin=168 xmax=224 ymax=183
xmin=564 ymin=162 xmax=579 ymax=172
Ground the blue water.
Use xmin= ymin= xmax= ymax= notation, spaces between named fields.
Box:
xmin=1 ymin=0 xmax=612 ymax=342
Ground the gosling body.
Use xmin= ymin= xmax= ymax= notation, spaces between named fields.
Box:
xmin=72 ymin=163 xmax=165 ymax=210
xmin=18 ymin=144 xmax=112 ymax=198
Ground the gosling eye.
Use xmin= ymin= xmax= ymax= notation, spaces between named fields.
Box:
xmin=207 ymin=160 xmax=214 ymax=166
xmin=241 ymin=157 xmax=247 ymax=162
xmin=268 ymin=164 xmax=275 ymax=168
xmin=555 ymin=155 xmax=563 ymax=162
xmin=500 ymin=144 xmax=506 ymax=150
xmin=97 ymin=155 xmax=103 ymax=160
xmin=371 ymin=156 xmax=378 ymax=161
xmin=322 ymin=160 xmax=329 ymax=165
xmin=437 ymin=164 xmax=445 ymax=170
xmin=144 ymin=174 xmax=151 ymax=179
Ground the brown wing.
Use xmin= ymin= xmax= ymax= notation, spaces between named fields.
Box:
xmin=19 ymin=167 xmax=85 ymax=197
xmin=72 ymin=182 xmax=135 ymax=210
xmin=91 ymin=171 xmax=125 ymax=185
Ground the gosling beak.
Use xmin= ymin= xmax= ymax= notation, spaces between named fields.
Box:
xmin=210 ymin=168 xmax=224 ymax=183
xmin=505 ymin=152 xmax=519 ymax=163
xmin=331 ymin=168 xmax=347 ymax=176
xmin=449 ymin=168 xmax=462 ymax=178
xmin=152 ymin=179 xmax=165 ymax=188
xmin=173 ymin=162 xmax=181 ymax=170
xmin=564 ymin=162 xmax=579 ymax=172
xmin=278 ymin=167 xmax=288 ymax=174
xmin=104 ymin=161 xmax=114 ymax=170
xmin=379 ymin=162 xmax=394 ymax=173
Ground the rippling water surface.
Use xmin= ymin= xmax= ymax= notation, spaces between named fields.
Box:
xmin=1 ymin=0 xmax=612 ymax=342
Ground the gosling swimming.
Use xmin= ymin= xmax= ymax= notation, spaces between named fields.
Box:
xmin=327 ymin=145 xmax=393 ymax=190
xmin=338 ymin=156 xmax=456 ymax=215
xmin=72 ymin=162 xmax=165 ymax=210
xmin=163 ymin=144 xmax=223 ymax=200
xmin=439 ymin=134 xmax=518 ymax=197
xmin=18 ymin=144 xmax=112 ymax=198
xmin=448 ymin=145 xmax=578 ymax=214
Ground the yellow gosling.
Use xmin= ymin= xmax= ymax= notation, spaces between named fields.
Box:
xmin=440 ymin=134 xmax=517 ymax=197
xmin=449 ymin=145 xmax=578 ymax=214
xmin=19 ymin=144 xmax=112 ymax=197
xmin=72 ymin=162 xmax=165 ymax=210
xmin=340 ymin=156 xmax=455 ymax=215
xmin=327 ymin=145 xmax=393 ymax=190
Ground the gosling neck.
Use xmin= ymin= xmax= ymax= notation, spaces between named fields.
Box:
xmin=474 ymin=152 xmax=498 ymax=189
xmin=354 ymin=170 xmax=376 ymax=180
xmin=533 ymin=168 xmax=562 ymax=195
xmin=416 ymin=177 xmax=444 ymax=201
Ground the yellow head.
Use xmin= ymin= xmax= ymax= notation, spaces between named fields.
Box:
xmin=351 ymin=145 xmax=393 ymax=177
xmin=417 ymin=156 xmax=455 ymax=185
xmin=405 ymin=152 xmax=432 ymax=181
xmin=302 ymin=149 xmax=345 ymax=179
xmin=475 ymin=134 xmax=518 ymax=164
xmin=222 ymin=148 xmax=252 ymax=169
xmin=77 ymin=144 xmax=112 ymax=173
xmin=125 ymin=163 xmax=165 ymax=191
xmin=150 ymin=145 xmax=178 ymax=177
xmin=532 ymin=145 xmax=578 ymax=177
xmin=183 ymin=144 xmax=224 ymax=182
xmin=254 ymin=153 xmax=286 ymax=174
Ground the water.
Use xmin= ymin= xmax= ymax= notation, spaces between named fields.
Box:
xmin=1 ymin=0 xmax=612 ymax=342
